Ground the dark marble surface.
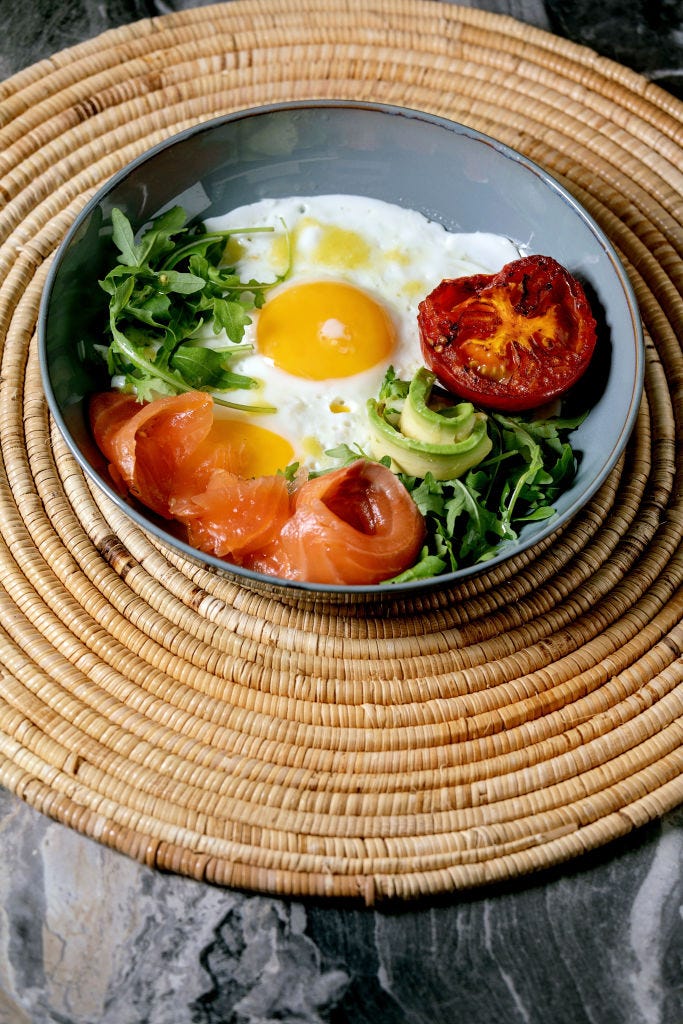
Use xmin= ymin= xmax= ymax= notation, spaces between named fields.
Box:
xmin=1 ymin=3 xmax=682 ymax=1023
xmin=546 ymin=0 xmax=683 ymax=98
xmin=1 ymin=788 xmax=682 ymax=1024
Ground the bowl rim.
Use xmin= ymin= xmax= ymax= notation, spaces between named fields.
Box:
xmin=38 ymin=98 xmax=645 ymax=597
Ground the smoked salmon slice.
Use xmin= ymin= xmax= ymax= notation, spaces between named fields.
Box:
xmin=90 ymin=390 xmax=290 ymax=558
xmin=244 ymin=460 xmax=426 ymax=585
xmin=172 ymin=468 xmax=291 ymax=560
xmin=90 ymin=391 xmax=216 ymax=517
xmin=89 ymin=391 xmax=425 ymax=585
xmin=88 ymin=391 xmax=141 ymax=494
xmin=89 ymin=391 xmax=140 ymax=462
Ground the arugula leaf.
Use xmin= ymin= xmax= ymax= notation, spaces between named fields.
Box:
xmin=211 ymin=297 xmax=253 ymax=342
xmin=156 ymin=269 xmax=205 ymax=295
xmin=324 ymin=442 xmax=371 ymax=465
xmin=385 ymin=549 xmax=447 ymax=584
xmin=409 ymin=474 xmax=447 ymax=518
xmin=111 ymin=208 xmax=142 ymax=267
xmin=170 ymin=344 xmax=259 ymax=394
xmin=98 ymin=206 xmax=288 ymax=410
xmin=280 ymin=462 xmax=301 ymax=484
xmin=377 ymin=365 xmax=408 ymax=424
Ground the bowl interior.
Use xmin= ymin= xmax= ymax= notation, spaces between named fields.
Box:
xmin=39 ymin=101 xmax=643 ymax=597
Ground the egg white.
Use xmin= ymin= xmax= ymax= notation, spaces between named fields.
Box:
xmin=204 ymin=195 xmax=520 ymax=472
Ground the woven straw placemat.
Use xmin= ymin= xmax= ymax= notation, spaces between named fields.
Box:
xmin=0 ymin=0 xmax=681 ymax=903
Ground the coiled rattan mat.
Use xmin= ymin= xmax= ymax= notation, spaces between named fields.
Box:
xmin=0 ymin=0 xmax=681 ymax=903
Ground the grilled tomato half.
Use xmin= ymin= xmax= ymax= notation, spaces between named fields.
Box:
xmin=417 ymin=254 xmax=597 ymax=412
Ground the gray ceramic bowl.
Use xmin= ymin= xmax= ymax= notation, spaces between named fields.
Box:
xmin=39 ymin=100 xmax=643 ymax=598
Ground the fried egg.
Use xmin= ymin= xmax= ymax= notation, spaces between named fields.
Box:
xmin=203 ymin=195 xmax=520 ymax=475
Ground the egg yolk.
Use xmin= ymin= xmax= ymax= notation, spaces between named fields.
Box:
xmin=256 ymin=281 xmax=396 ymax=380
xmin=210 ymin=418 xmax=294 ymax=477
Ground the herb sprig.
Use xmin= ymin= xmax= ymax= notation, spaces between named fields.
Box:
xmin=98 ymin=206 xmax=287 ymax=409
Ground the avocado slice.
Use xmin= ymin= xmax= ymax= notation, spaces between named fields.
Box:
xmin=399 ymin=367 xmax=476 ymax=445
xmin=367 ymin=395 xmax=492 ymax=481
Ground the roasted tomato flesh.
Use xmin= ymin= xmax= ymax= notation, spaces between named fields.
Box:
xmin=417 ymin=254 xmax=597 ymax=411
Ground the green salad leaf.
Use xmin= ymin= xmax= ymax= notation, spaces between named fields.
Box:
xmin=328 ymin=368 xmax=585 ymax=582
xmin=98 ymin=206 xmax=288 ymax=410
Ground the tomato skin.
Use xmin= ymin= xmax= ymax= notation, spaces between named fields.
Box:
xmin=417 ymin=254 xmax=597 ymax=412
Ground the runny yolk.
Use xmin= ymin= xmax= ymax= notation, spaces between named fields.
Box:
xmin=210 ymin=418 xmax=294 ymax=477
xmin=255 ymin=280 xmax=396 ymax=380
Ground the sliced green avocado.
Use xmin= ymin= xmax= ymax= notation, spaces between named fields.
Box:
xmin=399 ymin=367 xmax=477 ymax=445
xmin=367 ymin=398 xmax=492 ymax=481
